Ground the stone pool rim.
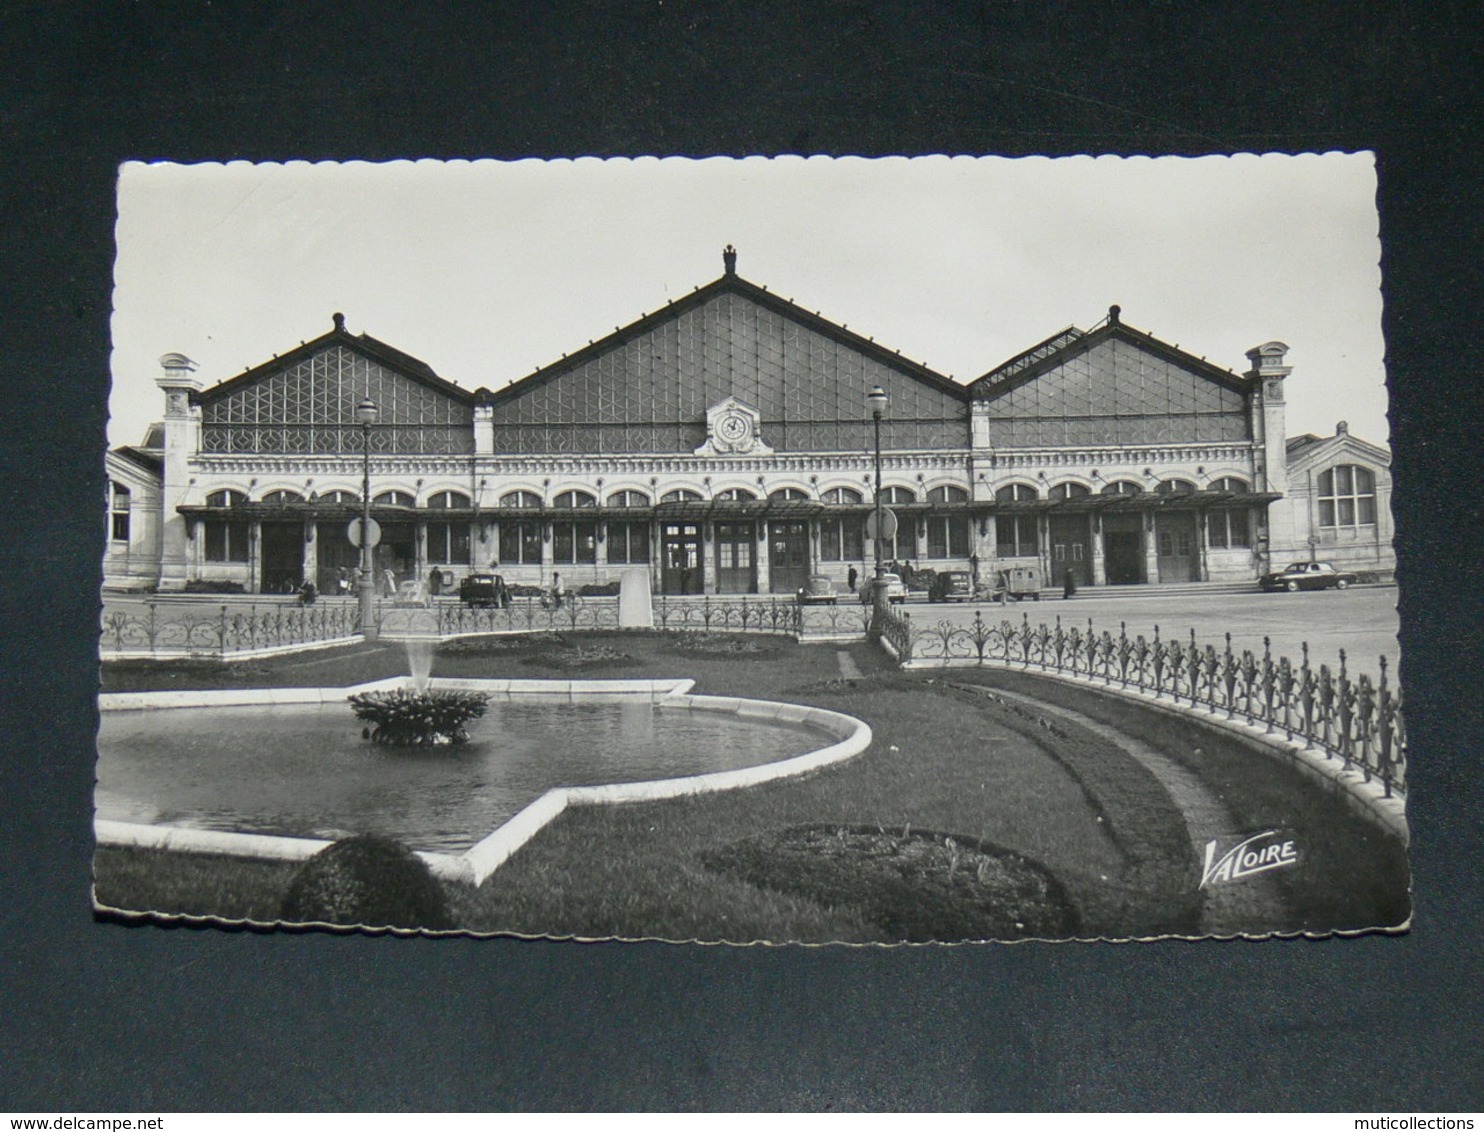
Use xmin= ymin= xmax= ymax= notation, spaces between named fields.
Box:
xmin=96 ymin=678 xmax=873 ymax=887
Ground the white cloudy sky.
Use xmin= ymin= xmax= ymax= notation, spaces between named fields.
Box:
xmin=110 ymin=154 xmax=1387 ymax=449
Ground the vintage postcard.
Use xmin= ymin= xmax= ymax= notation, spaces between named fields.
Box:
xmin=95 ymin=155 xmax=1408 ymax=941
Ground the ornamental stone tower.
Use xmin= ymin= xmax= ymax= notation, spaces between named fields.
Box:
xmin=154 ymin=353 xmax=201 ymax=591
xmin=1247 ymin=341 xmax=1293 ymax=567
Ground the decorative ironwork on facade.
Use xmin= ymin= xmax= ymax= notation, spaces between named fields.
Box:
xmin=978 ymin=337 xmax=1250 ymax=447
xmin=493 ymin=291 xmax=968 ymax=454
xmin=202 ymin=345 xmax=474 ymax=454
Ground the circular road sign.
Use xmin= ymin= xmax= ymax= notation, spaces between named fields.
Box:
xmin=346 ymin=517 xmax=382 ymax=548
xmin=865 ymin=508 xmax=898 ymax=541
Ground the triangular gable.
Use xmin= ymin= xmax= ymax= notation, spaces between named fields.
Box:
xmin=488 ymin=274 xmax=969 ymax=455
xmin=197 ymin=320 xmax=475 ymax=454
xmin=970 ymin=320 xmax=1253 ymax=447
xmin=1285 ymin=429 xmax=1391 ymax=473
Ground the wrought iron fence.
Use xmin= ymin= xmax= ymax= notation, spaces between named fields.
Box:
xmin=100 ymin=601 xmax=363 ymax=657
xmin=898 ymin=609 xmax=1406 ymax=799
xmin=408 ymin=596 xmax=622 ymax=636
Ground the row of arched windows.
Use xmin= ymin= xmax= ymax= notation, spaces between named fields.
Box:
xmin=201 ymin=477 xmax=1256 ymax=512
xmin=204 ymin=488 xmax=474 ymax=509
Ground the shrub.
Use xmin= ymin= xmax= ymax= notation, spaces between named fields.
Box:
xmin=280 ymin=834 xmax=454 ymax=929
xmin=347 ymin=688 xmax=490 ymax=746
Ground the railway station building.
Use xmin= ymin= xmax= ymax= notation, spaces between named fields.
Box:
xmin=103 ymin=248 xmax=1395 ymax=596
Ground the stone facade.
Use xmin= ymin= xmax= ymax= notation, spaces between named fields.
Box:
xmin=103 ymin=253 xmax=1392 ymax=596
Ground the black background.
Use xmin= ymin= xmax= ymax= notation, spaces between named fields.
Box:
xmin=3 ymin=1 xmax=1480 ymax=1111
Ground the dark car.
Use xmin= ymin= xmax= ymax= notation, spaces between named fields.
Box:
xmin=928 ymin=570 xmax=975 ymax=602
xmin=459 ymin=573 xmax=507 ymax=607
xmin=1259 ymin=561 xmax=1358 ymax=592
xmin=796 ymin=574 xmax=839 ymax=605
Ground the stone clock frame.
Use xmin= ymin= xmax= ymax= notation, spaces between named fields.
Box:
xmin=695 ymin=396 xmax=773 ymax=457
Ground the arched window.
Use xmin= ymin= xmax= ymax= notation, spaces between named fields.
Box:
xmin=820 ymin=486 xmax=865 ymax=563
xmin=880 ymin=486 xmax=915 ymax=505
xmin=374 ymin=490 xmax=415 ymax=508
xmin=426 ymin=491 xmax=472 ymax=565
xmin=551 ymin=491 xmax=598 ymax=565
xmin=995 ymin=484 xmax=1038 ymax=558
xmin=109 ymin=482 xmax=131 ymax=542
xmin=1318 ymin=465 xmax=1377 ymax=528
xmin=927 ymin=485 xmax=969 ymax=505
xmin=261 ymin=489 xmax=303 ymax=505
xmin=499 ymin=491 xmax=543 ymax=509
xmin=768 ymin=487 xmax=809 ymax=501
xmin=714 ymin=488 xmax=756 ymax=501
xmin=203 ymin=490 xmax=249 ymax=563
xmin=925 ymin=486 xmax=970 ymax=559
xmin=319 ymin=489 xmax=360 ymax=505
xmin=995 ymin=483 xmax=1038 ymax=503
xmin=1100 ymin=480 xmax=1142 ymax=496
xmin=1049 ymin=483 xmax=1091 ymax=502
xmin=1156 ymin=479 xmax=1196 ymax=495
xmin=1210 ymin=477 xmax=1249 ymax=494
xmin=822 ymin=487 xmax=863 ymax=505
xmin=606 ymin=490 xmax=650 ymax=508
xmin=661 ymin=489 xmax=702 ymax=504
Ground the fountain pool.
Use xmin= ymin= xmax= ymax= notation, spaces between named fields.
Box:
xmin=96 ymin=681 xmax=870 ymax=881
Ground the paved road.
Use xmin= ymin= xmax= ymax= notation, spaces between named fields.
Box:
xmin=902 ymin=587 xmax=1400 ymax=682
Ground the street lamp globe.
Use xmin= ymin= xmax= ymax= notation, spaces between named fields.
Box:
xmin=867 ymin=384 xmax=888 ymax=417
xmin=355 ymin=398 xmax=379 ymax=426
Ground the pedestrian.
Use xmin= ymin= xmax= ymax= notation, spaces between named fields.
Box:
xmin=427 ymin=566 xmax=442 ymax=597
xmin=1063 ymin=568 xmax=1077 ymax=599
xmin=550 ymin=571 xmax=564 ymax=609
xmin=382 ymin=567 xmax=396 ymax=597
xmin=847 ymin=564 xmax=859 ymax=593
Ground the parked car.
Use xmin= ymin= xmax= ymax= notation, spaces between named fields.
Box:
xmin=797 ymin=574 xmax=839 ymax=605
xmin=858 ymin=572 xmax=908 ymax=604
xmin=1259 ymin=561 xmax=1358 ymax=592
xmin=458 ymin=572 xmax=508 ymax=607
xmin=992 ymin=565 xmax=1043 ymax=601
xmin=928 ymin=569 xmax=975 ymax=603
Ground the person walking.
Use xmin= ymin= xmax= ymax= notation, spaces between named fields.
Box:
xmin=382 ymin=567 xmax=397 ymax=598
xmin=847 ymin=564 xmax=859 ymax=594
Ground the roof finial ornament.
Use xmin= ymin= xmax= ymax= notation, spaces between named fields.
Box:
xmin=723 ymin=244 xmax=737 ymax=275
xmin=332 ymin=312 xmax=346 ymax=332
xmin=1108 ymin=304 xmax=1121 ymax=326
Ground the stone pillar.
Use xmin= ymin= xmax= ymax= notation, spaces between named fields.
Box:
xmin=153 ymin=354 xmax=201 ymax=591
xmin=1247 ymin=341 xmax=1294 ymax=573
xmin=474 ymin=403 xmax=495 ymax=456
xmin=1090 ymin=513 xmax=1107 ymax=586
xmin=755 ymin=523 xmax=771 ymax=593
xmin=303 ymin=520 xmax=319 ymax=589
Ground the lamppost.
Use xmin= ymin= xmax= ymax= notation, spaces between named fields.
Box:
xmin=867 ymin=384 xmax=889 ymax=617
xmin=356 ymin=397 xmax=379 ymax=636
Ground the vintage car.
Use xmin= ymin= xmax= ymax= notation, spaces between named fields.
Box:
xmin=796 ymin=574 xmax=840 ymax=605
xmin=858 ymin=572 xmax=908 ymax=604
xmin=991 ymin=565 xmax=1043 ymax=601
xmin=458 ymin=572 xmax=506 ymax=607
xmin=1259 ymin=561 xmax=1358 ymax=592
xmin=928 ymin=569 xmax=975 ymax=603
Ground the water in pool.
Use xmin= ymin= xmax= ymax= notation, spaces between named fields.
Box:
xmin=97 ymin=700 xmax=824 ymax=852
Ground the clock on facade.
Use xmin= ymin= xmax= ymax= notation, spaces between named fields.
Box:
xmin=717 ymin=412 xmax=750 ymax=442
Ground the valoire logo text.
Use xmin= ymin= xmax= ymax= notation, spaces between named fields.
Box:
xmin=1200 ymin=830 xmax=1299 ymax=888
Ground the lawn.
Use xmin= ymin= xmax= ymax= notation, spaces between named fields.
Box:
xmin=94 ymin=630 xmax=1409 ymax=942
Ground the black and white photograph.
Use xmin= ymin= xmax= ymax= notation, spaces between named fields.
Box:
xmin=94 ymin=153 xmax=1408 ymax=942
